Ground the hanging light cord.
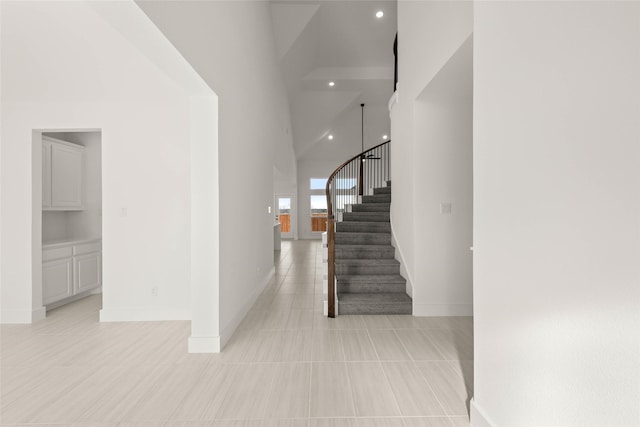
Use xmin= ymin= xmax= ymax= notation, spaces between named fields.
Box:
xmin=361 ymin=103 xmax=365 ymax=153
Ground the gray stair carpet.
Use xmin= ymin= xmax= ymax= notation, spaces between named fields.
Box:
xmin=335 ymin=183 xmax=412 ymax=315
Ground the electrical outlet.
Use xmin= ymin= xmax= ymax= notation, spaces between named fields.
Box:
xmin=151 ymin=287 xmax=159 ymax=297
xmin=440 ymin=202 xmax=452 ymax=214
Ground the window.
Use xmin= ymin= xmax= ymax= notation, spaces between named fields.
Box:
xmin=310 ymin=195 xmax=328 ymax=232
xmin=309 ymin=178 xmax=329 ymax=233
xmin=335 ymin=178 xmax=357 ymax=190
xmin=278 ymin=198 xmax=291 ymax=213
xmin=277 ymin=197 xmax=292 ymax=233
xmin=310 ymin=195 xmax=327 ymax=213
xmin=310 ymin=178 xmax=328 ymax=190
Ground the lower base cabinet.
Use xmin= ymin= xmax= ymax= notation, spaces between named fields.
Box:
xmin=43 ymin=239 xmax=101 ymax=306
xmin=43 ymin=258 xmax=74 ymax=304
xmin=75 ymin=252 xmax=101 ymax=294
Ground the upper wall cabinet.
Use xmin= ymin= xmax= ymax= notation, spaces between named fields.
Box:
xmin=42 ymin=136 xmax=84 ymax=211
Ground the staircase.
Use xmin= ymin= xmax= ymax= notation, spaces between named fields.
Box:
xmin=334 ymin=182 xmax=412 ymax=315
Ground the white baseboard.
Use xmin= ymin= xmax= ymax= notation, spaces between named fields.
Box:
xmin=99 ymin=307 xmax=190 ymax=322
xmin=46 ymin=290 xmax=100 ymax=311
xmin=219 ymin=266 xmax=275 ymax=349
xmin=470 ymin=398 xmax=494 ymax=427
xmin=389 ymin=218 xmax=414 ymax=298
xmin=188 ymin=335 xmax=221 ymax=353
xmin=33 ymin=306 xmax=46 ymax=322
xmin=0 ymin=306 xmax=46 ymax=324
xmin=413 ymin=303 xmax=473 ymax=316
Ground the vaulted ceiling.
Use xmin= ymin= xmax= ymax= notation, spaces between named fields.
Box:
xmin=270 ymin=1 xmax=397 ymax=161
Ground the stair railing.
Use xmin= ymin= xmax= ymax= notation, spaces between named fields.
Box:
xmin=325 ymin=140 xmax=390 ymax=318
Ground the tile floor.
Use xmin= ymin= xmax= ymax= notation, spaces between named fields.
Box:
xmin=0 ymin=240 xmax=473 ymax=427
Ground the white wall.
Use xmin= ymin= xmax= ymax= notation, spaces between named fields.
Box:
xmin=413 ymin=35 xmax=473 ymax=316
xmin=136 ymin=1 xmax=297 ymax=344
xmin=1 ymin=1 xmax=216 ymax=325
xmin=472 ymin=2 xmax=640 ymax=425
xmin=42 ymin=212 xmax=68 ymax=242
xmin=391 ymin=1 xmax=474 ymax=315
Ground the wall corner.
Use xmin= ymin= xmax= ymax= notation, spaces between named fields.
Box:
xmin=470 ymin=398 xmax=495 ymax=427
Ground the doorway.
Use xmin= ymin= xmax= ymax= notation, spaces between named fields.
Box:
xmin=35 ymin=129 xmax=103 ymax=316
xmin=276 ymin=195 xmax=294 ymax=239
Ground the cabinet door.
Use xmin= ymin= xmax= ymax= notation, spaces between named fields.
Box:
xmin=42 ymin=140 xmax=52 ymax=208
xmin=43 ymin=258 xmax=73 ymax=305
xmin=74 ymin=252 xmax=101 ymax=293
xmin=51 ymin=143 xmax=83 ymax=209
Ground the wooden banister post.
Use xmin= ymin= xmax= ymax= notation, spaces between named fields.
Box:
xmin=327 ymin=216 xmax=336 ymax=318
xmin=358 ymin=156 xmax=364 ymax=197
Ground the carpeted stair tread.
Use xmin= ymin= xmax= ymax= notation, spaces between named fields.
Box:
xmin=335 ymin=258 xmax=400 ymax=266
xmin=337 ymin=274 xmax=406 ymax=284
xmin=335 ymin=258 xmax=400 ymax=275
xmin=342 ymin=212 xmax=390 ymax=222
xmin=351 ymin=203 xmax=391 ymax=212
xmin=363 ymin=194 xmax=391 ymax=204
xmin=337 ymin=292 xmax=412 ymax=315
xmin=335 ymin=232 xmax=391 ymax=245
xmin=336 ymin=221 xmax=391 ymax=233
xmin=334 ymin=245 xmax=395 ymax=259
xmin=373 ymin=187 xmax=391 ymax=195
xmin=339 ymin=292 xmax=411 ymax=303
xmin=337 ymin=274 xmax=406 ymax=293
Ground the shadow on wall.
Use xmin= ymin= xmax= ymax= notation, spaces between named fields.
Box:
xmin=450 ymin=320 xmax=474 ymax=415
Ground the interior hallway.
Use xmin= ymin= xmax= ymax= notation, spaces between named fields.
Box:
xmin=0 ymin=240 xmax=473 ymax=426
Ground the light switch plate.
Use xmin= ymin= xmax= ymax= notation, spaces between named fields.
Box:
xmin=440 ymin=202 xmax=452 ymax=214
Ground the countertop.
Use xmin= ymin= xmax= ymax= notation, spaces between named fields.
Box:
xmin=42 ymin=237 xmax=101 ymax=249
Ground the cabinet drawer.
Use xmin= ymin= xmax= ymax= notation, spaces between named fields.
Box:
xmin=74 ymin=242 xmax=101 ymax=255
xmin=43 ymin=246 xmax=73 ymax=261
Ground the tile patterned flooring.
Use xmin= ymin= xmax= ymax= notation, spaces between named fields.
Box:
xmin=0 ymin=240 xmax=473 ymax=427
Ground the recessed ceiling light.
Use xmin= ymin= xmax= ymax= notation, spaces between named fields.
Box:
xmin=382 ymin=134 xmax=388 ymax=140
xmin=328 ymin=81 xmax=335 ymax=87
xmin=376 ymin=10 xmax=384 ymax=18
xmin=328 ymin=134 xmax=334 ymax=140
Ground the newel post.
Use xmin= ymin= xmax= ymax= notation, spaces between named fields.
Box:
xmin=327 ymin=215 xmax=336 ymax=318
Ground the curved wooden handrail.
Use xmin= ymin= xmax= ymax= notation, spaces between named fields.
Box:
xmin=325 ymin=140 xmax=391 ymax=318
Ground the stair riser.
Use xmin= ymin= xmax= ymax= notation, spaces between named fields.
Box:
xmin=339 ymin=303 xmax=412 ymax=315
xmin=338 ymin=282 xmax=406 ymax=293
xmin=363 ymin=194 xmax=391 ymax=204
xmin=335 ymin=247 xmax=395 ymax=259
xmin=351 ymin=204 xmax=390 ymax=212
xmin=336 ymin=222 xmax=390 ymax=233
xmin=335 ymin=264 xmax=400 ymax=275
xmin=373 ymin=187 xmax=391 ymax=195
xmin=335 ymin=234 xmax=391 ymax=245
xmin=342 ymin=213 xmax=390 ymax=222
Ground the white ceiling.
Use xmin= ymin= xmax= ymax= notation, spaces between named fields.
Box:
xmin=270 ymin=0 xmax=397 ymax=161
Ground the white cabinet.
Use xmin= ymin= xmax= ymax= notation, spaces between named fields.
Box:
xmin=43 ymin=258 xmax=74 ymax=305
xmin=42 ymin=136 xmax=84 ymax=211
xmin=43 ymin=239 xmax=101 ymax=306
xmin=74 ymin=242 xmax=102 ymax=294
xmin=42 ymin=140 xmax=52 ymax=208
